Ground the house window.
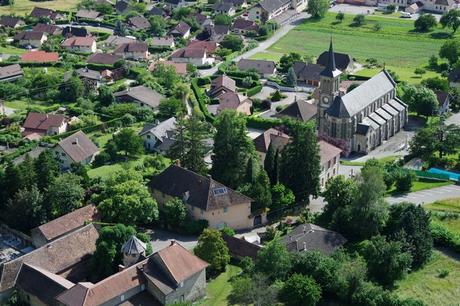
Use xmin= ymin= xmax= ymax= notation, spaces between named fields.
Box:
xmin=327 ymin=160 xmax=331 ymax=169
xmin=224 ymin=207 xmax=228 ymax=213
xmin=147 ymin=135 xmax=151 ymax=139
xmin=121 ymin=295 xmax=125 ymax=302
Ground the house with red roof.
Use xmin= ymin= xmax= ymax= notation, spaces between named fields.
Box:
xmin=21 ymin=50 xmax=59 ymax=63
xmin=171 ymin=47 xmax=214 ymax=66
xmin=22 ymin=112 xmax=67 ymax=138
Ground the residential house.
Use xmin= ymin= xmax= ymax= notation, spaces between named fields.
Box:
xmin=232 ymin=18 xmax=259 ymax=34
xmin=115 ymin=0 xmax=130 ymax=13
xmin=187 ymin=40 xmax=218 ymax=54
xmin=32 ymin=23 xmax=61 ymax=35
xmin=62 ymin=26 xmax=89 ymax=38
xmin=169 ymin=21 xmax=191 ymax=39
xmin=21 ymin=50 xmax=59 ymax=63
xmin=152 ymin=37 xmax=176 ymax=49
xmin=0 ymin=224 xmax=99 ymax=299
xmin=208 ymin=75 xmax=236 ymax=98
xmin=171 ymin=47 xmax=214 ymax=66
xmin=31 ymin=204 xmax=99 ymax=247
xmin=292 ymin=62 xmax=323 ymax=87
xmin=253 ymin=127 xmax=290 ymax=162
xmin=150 ymin=164 xmax=267 ymax=229
xmin=237 ymin=59 xmax=276 ymax=77
xmin=318 ymin=140 xmax=342 ymax=188
xmin=102 ymin=35 xmax=136 ymax=48
xmin=224 ymin=0 xmax=247 ymax=8
xmin=101 ymin=68 xmax=124 ymax=83
xmin=223 ymin=234 xmax=261 ymax=260
xmin=281 ymin=223 xmax=347 ymax=255
xmin=139 ymin=117 xmax=177 ymax=153
xmin=29 ymin=7 xmax=64 ymax=21
xmin=149 ymin=60 xmax=188 ymax=75
xmin=200 ymin=24 xmax=229 ymax=42
xmin=0 ymin=64 xmax=24 ymax=82
xmin=61 ymin=36 xmax=97 ymax=53
xmin=192 ymin=12 xmax=211 ymax=26
xmin=317 ymin=50 xmax=354 ymax=73
xmin=274 ymin=99 xmax=317 ymax=122
xmin=75 ymin=9 xmax=102 ymax=21
xmin=128 ymin=15 xmax=152 ymax=31
xmin=165 ymin=0 xmax=188 ymax=8
xmin=149 ymin=6 xmax=168 ymax=17
xmin=435 ymin=90 xmax=451 ymax=115
xmin=405 ymin=2 xmax=421 ymax=13
xmin=22 ymin=112 xmax=67 ymax=138
xmin=114 ymin=85 xmax=164 ymax=110
xmin=68 ymin=67 xmax=103 ymax=91
xmin=448 ymin=68 xmax=460 ymax=88
xmin=0 ymin=16 xmax=25 ymax=28
xmin=14 ymin=31 xmax=47 ymax=48
xmin=422 ymin=0 xmax=455 ymax=12
xmin=53 ymin=131 xmax=99 ymax=169
xmin=214 ymin=91 xmax=252 ymax=115
xmin=248 ymin=0 xmax=307 ymax=22
xmin=114 ymin=42 xmax=149 ymax=60
xmin=87 ymin=52 xmax=121 ymax=65
xmin=57 ymin=241 xmax=207 ymax=306
xmin=213 ymin=2 xmax=236 ymax=16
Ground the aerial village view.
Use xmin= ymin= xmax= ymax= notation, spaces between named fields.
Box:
xmin=0 ymin=0 xmax=460 ymax=303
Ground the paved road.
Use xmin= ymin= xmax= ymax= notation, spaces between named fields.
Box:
xmin=310 ymin=184 xmax=460 ymax=212
xmin=200 ymin=12 xmax=309 ymax=77
xmin=386 ymin=184 xmax=460 ymax=205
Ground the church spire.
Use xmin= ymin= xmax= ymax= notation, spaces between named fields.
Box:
xmin=320 ymin=38 xmax=341 ymax=77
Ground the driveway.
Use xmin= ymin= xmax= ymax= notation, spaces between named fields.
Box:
xmin=329 ymin=4 xmax=376 ymax=15
xmin=446 ymin=112 xmax=460 ymax=126
xmin=148 ymin=229 xmax=198 ymax=253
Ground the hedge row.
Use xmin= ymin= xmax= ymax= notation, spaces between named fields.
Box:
xmin=246 ymin=116 xmax=282 ymax=130
xmin=430 ymin=222 xmax=460 ymax=253
xmin=191 ymin=78 xmax=215 ymax=123
xmin=247 ymin=84 xmax=262 ymax=97
xmin=1 ymin=141 xmax=38 ymax=164
xmin=46 ymin=117 xmax=124 ymax=142
xmin=218 ymin=67 xmax=260 ymax=81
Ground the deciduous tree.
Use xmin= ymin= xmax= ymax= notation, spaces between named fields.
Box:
xmin=280 ymin=273 xmax=322 ymax=306
xmin=307 ymin=0 xmax=329 ymax=19
xmin=48 ymin=173 xmax=84 ymax=218
xmin=194 ymin=228 xmax=230 ymax=276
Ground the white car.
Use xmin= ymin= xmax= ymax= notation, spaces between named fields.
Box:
xmin=401 ymin=12 xmax=412 ymax=18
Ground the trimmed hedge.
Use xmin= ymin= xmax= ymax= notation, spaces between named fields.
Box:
xmin=431 ymin=222 xmax=460 ymax=253
xmin=191 ymin=78 xmax=215 ymax=123
xmin=246 ymin=116 xmax=282 ymax=130
xmin=247 ymin=84 xmax=262 ymax=97
xmin=218 ymin=67 xmax=260 ymax=81
xmin=1 ymin=141 xmax=38 ymax=163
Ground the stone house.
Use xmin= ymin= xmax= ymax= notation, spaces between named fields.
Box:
xmin=318 ymin=140 xmax=342 ymax=189
xmin=149 ymin=165 xmax=267 ymax=229
xmin=53 ymin=131 xmax=99 ymax=169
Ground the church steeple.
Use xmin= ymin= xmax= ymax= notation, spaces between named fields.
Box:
xmin=320 ymin=38 xmax=341 ymax=78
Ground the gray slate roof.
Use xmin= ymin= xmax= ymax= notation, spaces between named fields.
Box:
xmin=58 ymin=131 xmax=99 ymax=163
xmin=258 ymin=0 xmax=290 ymax=13
xmin=114 ymin=85 xmax=164 ymax=109
xmin=275 ymin=100 xmax=317 ymax=122
xmin=281 ymin=223 xmax=347 ymax=255
xmin=139 ymin=117 xmax=177 ymax=142
xmin=121 ymin=236 xmax=147 ymax=255
xmin=327 ymin=70 xmax=396 ymax=118
xmin=237 ymin=59 xmax=276 ymax=75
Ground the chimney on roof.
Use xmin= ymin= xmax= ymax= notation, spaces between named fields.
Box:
xmin=72 ymin=138 xmax=78 ymax=145
xmin=303 ymin=241 xmax=307 ymax=251
xmin=175 ymin=159 xmax=181 ymax=167
xmin=170 ymin=240 xmax=176 ymax=246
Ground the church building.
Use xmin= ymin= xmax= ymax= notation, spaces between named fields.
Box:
xmin=317 ymin=41 xmax=408 ymax=153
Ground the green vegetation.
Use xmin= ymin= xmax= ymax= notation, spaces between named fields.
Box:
xmin=425 ymin=198 xmax=460 ymax=213
xmin=252 ymin=13 xmax=449 ymax=83
xmin=395 ymin=251 xmax=460 ymax=306
xmin=340 ymin=155 xmax=400 ymax=166
xmin=426 ymin=198 xmax=460 ymax=234
xmin=199 ymin=265 xmax=241 ymax=306
xmin=387 ymin=178 xmax=453 ymax=195
xmin=0 ymin=0 xmax=79 ymax=15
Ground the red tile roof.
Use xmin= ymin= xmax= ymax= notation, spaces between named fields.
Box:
xmin=187 ymin=40 xmax=218 ymax=53
xmin=21 ymin=50 xmax=59 ymax=63
xmin=23 ymin=112 xmax=66 ymax=134
xmin=62 ymin=36 xmax=96 ymax=47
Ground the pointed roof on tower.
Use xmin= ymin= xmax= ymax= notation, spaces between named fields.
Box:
xmin=121 ymin=235 xmax=147 ymax=255
xmin=320 ymin=38 xmax=342 ymax=78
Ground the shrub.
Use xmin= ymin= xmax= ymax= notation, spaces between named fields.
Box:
xmin=395 ymin=171 xmax=415 ymax=193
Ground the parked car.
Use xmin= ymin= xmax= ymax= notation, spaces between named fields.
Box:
xmin=400 ymin=12 xmax=412 ymax=18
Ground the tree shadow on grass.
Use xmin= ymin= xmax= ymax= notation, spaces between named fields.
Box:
xmin=430 ymin=32 xmax=452 ymax=39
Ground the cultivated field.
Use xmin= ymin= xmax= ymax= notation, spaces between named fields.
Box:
xmin=252 ymin=13 xmax=450 ymax=83
xmin=0 ymin=0 xmax=79 ymax=16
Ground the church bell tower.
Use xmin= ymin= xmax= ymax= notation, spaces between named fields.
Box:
xmin=318 ymin=39 xmax=342 ymax=135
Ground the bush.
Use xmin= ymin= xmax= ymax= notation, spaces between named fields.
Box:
xmin=246 ymin=116 xmax=282 ymax=129
xmin=271 ymin=90 xmax=283 ymax=102
xmin=430 ymin=222 xmax=460 ymax=253
xmin=93 ymin=152 xmax=111 ymax=167
xmin=395 ymin=171 xmax=415 ymax=193
xmin=247 ymin=84 xmax=262 ymax=97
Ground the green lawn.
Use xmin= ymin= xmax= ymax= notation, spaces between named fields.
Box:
xmin=199 ymin=265 xmax=241 ymax=306
xmin=0 ymin=0 xmax=79 ymax=15
xmin=425 ymin=198 xmax=460 ymax=234
xmin=251 ymin=13 xmax=449 ymax=83
xmin=340 ymin=155 xmax=400 ymax=166
xmin=387 ymin=179 xmax=453 ymax=196
xmin=0 ymin=45 xmax=27 ymax=55
xmin=87 ymin=154 xmax=147 ymax=180
xmin=395 ymin=251 xmax=460 ymax=306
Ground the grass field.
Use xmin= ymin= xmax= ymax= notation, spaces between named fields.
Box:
xmin=425 ymin=198 xmax=460 ymax=234
xmin=0 ymin=0 xmax=78 ymax=16
xmin=251 ymin=13 xmax=450 ymax=83
xmin=395 ymin=251 xmax=460 ymax=305
xmin=0 ymin=45 xmax=27 ymax=55
xmin=199 ymin=265 xmax=241 ymax=306
xmin=340 ymin=155 xmax=400 ymax=166
xmin=87 ymin=154 xmax=147 ymax=180
xmin=387 ymin=179 xmax=453 ymax=196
